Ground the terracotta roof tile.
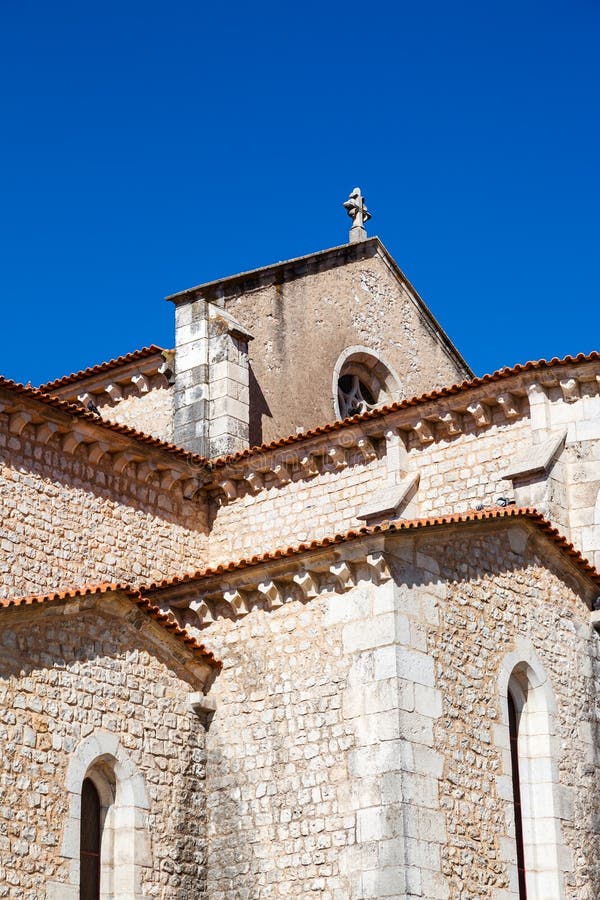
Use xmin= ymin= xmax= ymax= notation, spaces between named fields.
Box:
xmin=38 ymin=345 xmax=166 ymax=392
xmin=0 ymin=582 xmax=221 ymax=668
xmin=2 ymin=351 xmax=599 ymax=475
xmin=208 ymin=351 xmax=600 ymax=468
xmin=144 ymin=507 xmax=600 ymax=591
xmin=0 ymin=375 xmax=207 ymax=466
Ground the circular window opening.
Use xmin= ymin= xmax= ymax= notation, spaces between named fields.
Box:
xmin=333 ymin=347 xmax=402 ymax=420
xmin=337 ymin=374 xmax=377 ymax=418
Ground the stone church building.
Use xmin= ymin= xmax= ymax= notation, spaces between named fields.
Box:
xmin=1 ymin=191 xmax=599 ymax=899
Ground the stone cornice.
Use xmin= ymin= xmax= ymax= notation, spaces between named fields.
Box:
xmin=144 ymin=509 xmax=600 ymax=628
xmin=166 ymin=239 xmax=381 ymax=303
xmin=39 ymin=345 xmax=168 ymax=395
xmin=0 ymin=381 xmax=205 ymax=497
xmin=2 ymin=354 xmax=599 ymax=505
xmin=204 ymin=354 xmax=600 ymax=503
xmin=0 ymin=584 xmax=221 ymax=680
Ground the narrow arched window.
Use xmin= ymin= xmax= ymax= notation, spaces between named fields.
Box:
xmin=80 ymin=777 xmax=101 ymax=900
xmin=508 ymin=690 xmax=527 ymax=900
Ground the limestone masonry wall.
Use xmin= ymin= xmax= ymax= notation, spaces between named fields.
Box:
xmin=222 ymin=246 xmax=466 ymax=444
xmin=0 ymin=606 xmax=208 ymax=898
xmin=566 ymin=440 xmax=600 ymax=570
xmin=418 ymin=529 xmax=599 ymax=899
xmin=0 ymin=426 xmax=208 ymax=598
xmin=98 ymin=385 xmax=174 ymax=444
xmin=208 ymin=450 xmax=384 ymax=563
xmin=207 ymin=416 xmax=532 ymax=566
xmin=197 ymin=525 xmax=599 ymax=899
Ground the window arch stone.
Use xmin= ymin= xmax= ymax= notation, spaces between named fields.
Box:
xmin=332 ymin=346 xmax=403 ymax=419
xmin=54 ymin=730 xmax=151 ymax=900
xmin=496 ymin=642 xmax=572 ymax=899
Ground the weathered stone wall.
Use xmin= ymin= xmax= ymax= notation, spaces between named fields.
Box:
xmin=98 ymin=385 xmax=174 ymax=443
xmin=0 ymin=425 xmax=208 ymax=598
xmin=207 ymin=417 xmax=533 ymax=566
xmin=0 ymin=604 xmax=208 ymax=898
xmin=223 ymin=245 xmax=467 ymax=445
xmin=566 ymin=439 xmax=600 ymax=571
xmin=208 ymin=450 xmax=384 ymax=563
xmin=414 ymin=527 xmax=599 ymax=898
xmin=203 ymin=592 xmax=356 ymax=898
xmin=198 ymin=525 xmax=600 ymax=898
xmin=406 ymin=415 xmax=532 ymax=517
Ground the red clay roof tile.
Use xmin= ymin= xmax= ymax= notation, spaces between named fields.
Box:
xmin=38 ymin=345 xmax=166 ymax=392
xmin=0 ymin=582 xmax=221 ymax=668
xmin=1 ymin=351 xmax=599 ymax=474
xmin=143 ymin=507 xmax=600 ymax=591
xmin=0 ymin=375 xmax=207 ymax=466
xmin=208 ymin=352 xmax=600 ymax=467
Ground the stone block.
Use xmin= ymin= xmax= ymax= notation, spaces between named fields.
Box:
xmin=356 ymin=806 xmax=388 ymax=842
xmin=361 ymin=865 xmax=407 ymax=898
xmin=343 ymin=614 xmax=401 ymax=654
xmin=397 ymin=710 xmax=434 ymax=747
xmin=412 ymin=745 xmax=444 ymax=779
xmin=324 ymin=589 xmax=371 ymax=626
xmin=420 ymin=869 xmax=450 ymax=899
xmin=395 ymin=648 xmax=435 ymax=688
xmin=354 ymin=710 xmax=402 ymax=745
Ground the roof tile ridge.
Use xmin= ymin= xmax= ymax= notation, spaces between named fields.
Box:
xmin=0 ymin=580 xmax=133 ymax=607
xmin=144 ymin=505 xmax=599 ymax=592
xmin=0 ymin=581 xmax=221 ymax=667
xmin=0 ymin=375 xmax=209 ymax=468
xmin=207 ymin=351 xmax=600 ymax=469
xmin=132 ymin=592 xmax=222 ymax=666
xmin=38 ymin=345 xmax=166 ymax=392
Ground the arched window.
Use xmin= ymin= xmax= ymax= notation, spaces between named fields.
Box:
xmin=498 ymin=650 xmax=569 ymax=900
xmin=507 ymin=690 xmax=527 ymax=899
xmin=332 ymin=347 xmax=402 ymax=419
xmin=80 ymin=778 xmax=101 ymax=900
xmin=58 ymin=731 xmax=150 ymax=899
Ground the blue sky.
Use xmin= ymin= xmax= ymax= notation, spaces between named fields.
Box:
xmin=1 ymin=1 xmax=598 ymax=386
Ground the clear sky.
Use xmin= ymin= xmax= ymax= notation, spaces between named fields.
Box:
xmin=1 ymin=1 xmax=598 ymax=386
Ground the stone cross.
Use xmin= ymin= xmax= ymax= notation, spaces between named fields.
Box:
xmin=343 ymin=187 xmax=371 ymax=243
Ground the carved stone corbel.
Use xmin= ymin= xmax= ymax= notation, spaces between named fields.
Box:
xmin=273 ymin=463 xmax=291 ymax=485
xmin=258 ymin=580 xmax=283 ymax=609
xmin=105 ymin=383 xmax=123 ymax=403
xmin=413 ymin=420 xmax=434 ymax=444
xmin=328 ymin=446 xmax=347 ymax=470
xmin=88 ymin=442 xmax=111 ymax=465
xmin=62 ymin=430 xmax=85 ymax=454
xmin=440 ymin=410 xmax=462 ymax=435
xmin=159 ymin=468 xmax=181 ymax=490
xmin=559 ymin=378 xmax=579 ymax=403
xmin=300 ymin=454 xmax=319 ymax=477
xmin=189 ymin=598 xmax=215 ymax=626
xmin=36 ymin=421 xmax=61 ymax=445
xmin=137 ymin=460 xmax=156 ymax=483
xmin=293 ymin=570 xmax=320 ymax=600
xmin=223 ymin=589 xmax=250 ymax=616
xmin=357 ymin=437 xmax=378 ymax=462
xmin=111 ymin=451 xmax=137 ymax=475
xmin=219 ymin=478 xmax=237 ymax=501
xmin=329 ymin=561 xmax=354 ymax=592
xmin=9 ymin=411 xmax=32 ymax=436
xmin=496 ymin=392 xmax=520 ymax=419
xmin=467 ymin=402 xmax=492 ymax=427
xmin=131 ymin=373 xmax=150 ymax=393
xmin=366 ymin=551 xmax=391 ymax=584
xmin=182 ymin=478 xmax=201 ymax=500
xmin=246 ymin=471 xmax=263 ymax=494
